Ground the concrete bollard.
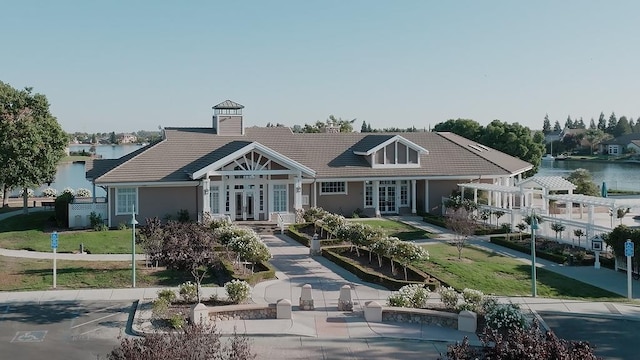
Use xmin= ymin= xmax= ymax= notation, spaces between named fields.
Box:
xmin=364 ymin=301 xmax=382 ymax=322
xmin=310 ymin=233 xmax=321 ymax=256
xmin=299 ymin=284 xmax=314 ymax=310
xmin=457 ymin=310 xmax=477 ymax=333
xmin=338 ymin=284 xmax=353 ymax=311
xmin=190 ymin=303 xmax=210 ymax=326
xmin=277 ymin=299 xmax=292 ymax=319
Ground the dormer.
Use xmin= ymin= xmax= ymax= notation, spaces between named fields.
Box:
xmin=353 ymin=135 xmax=428 ymax=168
xmin=213 ymin=100 xmax=244 ymax=136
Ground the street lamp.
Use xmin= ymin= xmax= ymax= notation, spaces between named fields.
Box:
xmin=530 ymin=211 xmax=539 ymax=297
xmin=131 ymin=204 xmax=138 ymax=288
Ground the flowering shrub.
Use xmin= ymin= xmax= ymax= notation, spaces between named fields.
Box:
xmin=462 ymin=288 xmax=484 ymax=308
xmin=179 ymin=281 xmax=199 ymax=303
xmin=387 ymin=284 xmax=430 ymax=308
xmin=20 ymin=188 xmax=34 ymax=197
xmin=439 ymin=287 xmax=459 ymax=309
xmin=157 ymin=289 xmax=177 ymax=303
xmin=480 ymin=296 xmax=499 ymax=315
xmin=484 ymin=302 xmax=527 ymax=330
xmin=42 ymin=188 xmax=57 ymax=198
xmin=76 ymin=188 xmax=91 ymax=197
xmin=61 ymin=187 xmax=75 ymax=196
xmin=225 ymin=279 xmax=251 ymax=304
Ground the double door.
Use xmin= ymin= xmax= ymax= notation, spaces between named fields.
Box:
xmin=378 ymin=183 xmax=397 ymax=213
xmin=234 ymin=189 xmax=255 ymax=221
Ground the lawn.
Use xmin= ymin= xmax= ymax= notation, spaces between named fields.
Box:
xmin=0 ymin=256 xmax=222 ymax=291
xmin=415 ymin=243 xmax=622 ymax=299
xmin=0 ymin=211 xmax=141 ymax=254
xmin=350 ymin=218 xmax=431 ymax=241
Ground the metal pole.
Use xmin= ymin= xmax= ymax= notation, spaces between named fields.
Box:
xmin=131 ymin=204 xmax=138 ymax=288
xmin=531 ymin=212 xmax=538 ymax=297
xmin=53 ymin=247 xmax=57 ymax=289
xmin=627 ymin=255 xmax=632 ymax=300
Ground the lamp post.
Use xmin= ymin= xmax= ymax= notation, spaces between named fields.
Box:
xmin=131 ymin=204 xmax=138 ymax=288
xmin=530 ymin=211 xmax=539 ymax=297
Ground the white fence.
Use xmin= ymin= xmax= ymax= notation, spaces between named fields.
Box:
xmin=69 ymin=202 xmax=108 ymax=229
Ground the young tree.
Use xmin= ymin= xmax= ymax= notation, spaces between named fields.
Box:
xmin=138 ymin=217 xmax=165 ymax=267
xmin=0 ymin=82 xmax=67 ymax=211
xmin=391 ymin=241 xmax=429 ymax=281
xmin=551 ymin=222 xmax=566 ymax=239
xmin=573 ymin=229 xmax=585 ymax=248
xmin=479 ymin=209 xmax=491 ymax=225
xmin=108 ymin=323 xmax=255 ymax=360
xmin=228 ymin=232 xmax=271 ymax=273
xmin=617 ymin=207 xmax=631 ymax=225
xmin=446 ymin=207 xmax=476 ymax=260
xmin=516 ymin=222 xmax=527 ymax=240
xmin=493 ymin=210 xmax=505 ymax=226
xmin=370 ymin=237 xmax=394 ymax=268
xmin=161 ymin=221 xmax=218 ymax=303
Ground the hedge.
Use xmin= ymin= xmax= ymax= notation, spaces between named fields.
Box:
xmin=322 ymin=247 xmax=442 ymax=291
xmin=287 ymin=225 xmax=310 ymax=247
xmin=489 ymin=236 xmax=567 ymax=264
xmin=221 ymin=259 xmax=276 ymax=285
xmin=422 ymin=214 xmax=446 ymax=228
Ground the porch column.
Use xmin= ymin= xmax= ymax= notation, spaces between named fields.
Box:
xmin=587 ymin=205 xmax=594 ymax=240
xmin=220 ymin=177 xmax=226 ymax=216
xmin=374 ymin=180 xmax=380 ymax=217
xmin=107 ymin=187 xmax=112 ymax=228
xmin=202 ymin=177 xmax=211 ymax=215
xmin=424 ymin=180 xmax=430 ymax=214
xmin=312 ymin=181 xmax=317 ymax=207
xmin=92 ymin=181 xmax=96 ymax=203
xmin=267 ymin=182 xmax=273 ymax=215
xmin=411 ymin=180 xmax=416 ymax=214
xmin=294 ymin=175 xmax=302 ymax=210
xmin=487 ymin=190 xmax=492 ymax=207
xmin=473 ymin=188 xmax=478 ymax=204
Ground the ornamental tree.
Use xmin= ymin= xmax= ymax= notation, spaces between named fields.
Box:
xmin=391 ymin=241 xmax=429 ymax=281
xmin=161 ymin=221 xmax=218 ymax=303
xmin=138 ymin=217 xmax=165 ymax=267
xmin=0 ymin=81 xmax=67 ymax=211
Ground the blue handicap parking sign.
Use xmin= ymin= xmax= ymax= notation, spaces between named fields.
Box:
xmin=625 ymin=240 xmax=634 ymax=257
xmin=50 ymin=232 xmax=58 ymax=249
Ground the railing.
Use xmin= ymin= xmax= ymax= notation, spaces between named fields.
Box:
xmin=68 ymin=202 xmax=108 ymax=228
xmin=274 ymin=212 xmax=296 ymax=234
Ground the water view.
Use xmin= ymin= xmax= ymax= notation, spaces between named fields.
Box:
xmin=10 ymin=144 xmax=143 ymax=198
xmin=537 ymin=159 xmax=640 ymax=192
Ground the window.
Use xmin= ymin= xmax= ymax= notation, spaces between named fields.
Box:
xmin=210 ymin=186 xmax=220 ymax=214
xmin=259 ymin=185 xmax=264 ymax=211
xmin=364 ymin=181 xmax=373 ymax=207
xmin=273 ymin=184 xmax=287 ymax=212
xmin=116 ymin=188 xmax=137 ymax=215
xmin=320 ymin=181 xmax=347 ymax=195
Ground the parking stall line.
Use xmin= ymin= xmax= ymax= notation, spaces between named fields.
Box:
xmin=70 ymin=313 xmax=120 ymax=329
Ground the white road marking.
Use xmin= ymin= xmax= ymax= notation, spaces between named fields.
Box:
xmin=70 ymin=312 xmax=119 ymax=329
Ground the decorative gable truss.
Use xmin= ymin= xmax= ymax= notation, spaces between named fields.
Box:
xmin=353 ymin=135 xmax=428 ymax=168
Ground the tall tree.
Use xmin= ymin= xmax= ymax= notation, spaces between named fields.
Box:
xmin=361 ymin=120 xmax=369 ymax=133
xmin=478 ymin=120 xmax=545 ymax=176
xmin=432 ymin=118 xmax=482 ymax=141
xmin=606 ymin=112 xmax=618 ymax=134
xmin=553 ymin=120 xmax=562 ymax=132
xmin=613 ymin=116 xmax=632 ymax=137
xmin=589 ymin=118 xmax=596 ymax=130
xmin=629 ymin=118 xmax=636 ymax=132
xmin=0 ymin=81 xmax=66 ymax=211
xmin=576 ymin=117 xmax=586 ymax=129
xmin=597 ymin=112 xmax=607 ymax=131
xmin=564 ymin=115 xmax=574 ymax=129
xmin=542 ymin=114 xmax=551 ymax=134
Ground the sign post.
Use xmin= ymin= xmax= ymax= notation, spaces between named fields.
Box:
xmin=530 ymin=212 xmax=539 ymax=297
xmin=625 ymin=239 xmax=634 ymax=300
xmin=50 ymin=231 xmax=58 ymax=289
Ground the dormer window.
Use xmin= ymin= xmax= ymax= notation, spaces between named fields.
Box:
xmin=353 ymin=135 xmax=427 ymax=169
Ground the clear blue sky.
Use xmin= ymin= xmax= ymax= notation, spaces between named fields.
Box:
xmin=2 ymin=1 xmax=639 ymax=133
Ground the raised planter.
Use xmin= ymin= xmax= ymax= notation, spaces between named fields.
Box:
xmin=208 ymin=303 xmax=277 ymax=321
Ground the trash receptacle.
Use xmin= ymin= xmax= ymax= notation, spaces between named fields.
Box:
xmin=80 ymin=243 xmax=84 ymax=254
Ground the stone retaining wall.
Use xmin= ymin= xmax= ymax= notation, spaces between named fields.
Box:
xmin=208 ymin=304 xmax=277 ymax=321
xmin=382 ymin=307 xmax=458 ymax=329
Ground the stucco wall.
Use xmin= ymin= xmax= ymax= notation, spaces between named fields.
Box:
xmin=109 ymin=186 xmax=199 ymax=227
xmin=428 ymin=180 xmax=461 ymax=215
xmin=316 ymin=181 xmax=364 ymax=216
xmin=217 ymin=115 xmax=243 ymax=136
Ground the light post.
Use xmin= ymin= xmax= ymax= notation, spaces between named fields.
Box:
xmin=131 ymin=204 xmax=138 ymax=288
xmin=530 ymin=211 xmax=539 ymax=297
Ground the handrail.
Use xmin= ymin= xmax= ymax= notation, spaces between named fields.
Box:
xmin=277 ymin=213 xmax=285 ymax=234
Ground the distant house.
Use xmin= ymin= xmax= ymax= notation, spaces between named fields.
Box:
xmin=600 ymin=133 xmax=640 ymax=155
xmin=84 ymin=100 xmax=533 ymax=227
xmin=119 ymin=133 xmax=138 ymax=144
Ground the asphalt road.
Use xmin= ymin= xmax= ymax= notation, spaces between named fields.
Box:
xmin=0 ymin=300 xmax=133 ymax=360
xmin=540 ymin=312 xmax=639 ymax=360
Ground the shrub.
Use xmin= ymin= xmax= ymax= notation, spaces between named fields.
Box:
xmin=54 ymin=192 xmax=75 ymax=227
xmin=439 ymin=286 xmax=459 ymax=309
xmin=462 ymin=288 xmax=484 ymax=308
xmin=169 ymin=312 xmax=186 ymax=329
xmin=480 ymin=296 xmax=499 ymax=315
xmin=387 ymin=284 xmax=430 ymax=308
xmin=61 ymin=187 xmax=75 ymax=196
xmin=157 ymin=289 xmax=177 ymax=303
xmin=484 ymin=302 xmax=527 ymax=331
xmin=117 ymin=222 xmax=128 ymax=230
xmin=42 ymin=187 xmax=57 ymax=198
xmin=89 ymin=212 xmax=107 ymax=231
xmin=456 ymin=302 xmax=477 ymax=312
xmin=177 ymin=209 xmax=190 ymax=222
xmin=76 ymin=188 xmax=91 ymax=197
xmin=179 ymin=281 xmax=198 ymax=303
xmin=225 ymin=279 xmax=251 ymax=304
xmin=152 ymin=297 xmax=170 ymax=319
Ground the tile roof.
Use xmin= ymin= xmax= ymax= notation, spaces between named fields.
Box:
xmin=90 ymin=127 xmax=533 ymax=184
xmin=213 ymin=100 xmax=244 ymax=109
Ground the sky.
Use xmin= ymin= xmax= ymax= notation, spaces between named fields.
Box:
xmin=2 ymin=1 xmax=640 ymax=133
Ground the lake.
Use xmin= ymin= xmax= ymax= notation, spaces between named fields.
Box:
xmin=10 ymin=144 xmax=142 ymax=198
xmin=538 ymin=159 xmax=640 ymax=191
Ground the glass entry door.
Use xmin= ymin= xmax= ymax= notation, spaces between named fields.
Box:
xmin=378 ymin=182 xmax=397 ymax=213
xmin=234 ymin=190 xmax=255 ymax=220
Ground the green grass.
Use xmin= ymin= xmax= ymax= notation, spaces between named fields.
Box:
xmin=415 ymin=243 xmax=622 ymax=299
xmin=0 ymin=211 xmax=141 ymax=254
xmin=350 ymin=218 xmax=431 ymax=240
xmin=60 ymin=155 xmax=91 ymax=163
xmin=0 ymin=256 xmax=222 ymax=291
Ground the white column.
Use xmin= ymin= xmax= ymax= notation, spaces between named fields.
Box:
xmin=202 ymin=177 xmax=211 ymax=214
xmin=267 ymin=182 xmax=273 ymax=215
xmin=220 ymin=177 xmax=226 ymax=216
xmin=294 ymin=175 xmax=302 ymax=210
xmin=411 ymin=180 xmax=416 ymax=214
xmin=312 ymin=181 xmax=317 ymax=207
xmin=473 ymin=188 xmax=478 ymax=204
xmin=587 ymin=205 xmax=594 ymax=240
xmin=374 ymin=180 xmax=380 ymax=217
xmin=567 ymin=201 xmax=572 ymax=220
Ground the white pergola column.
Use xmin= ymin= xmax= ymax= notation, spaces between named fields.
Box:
xmin=411 ymin=180 xmax=416 ymax=214
xmin=202 ymin=177 xmax=211 ymax=215
xmin=293 ymin=175 xmax=302 ymax=210
xmin=374 ymin=180 xmax=380 ymax=217
xmin=567 ymin=201 xmax=572 ymax=220
xmin=587 ymin=205 xmax=594 ymax=240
